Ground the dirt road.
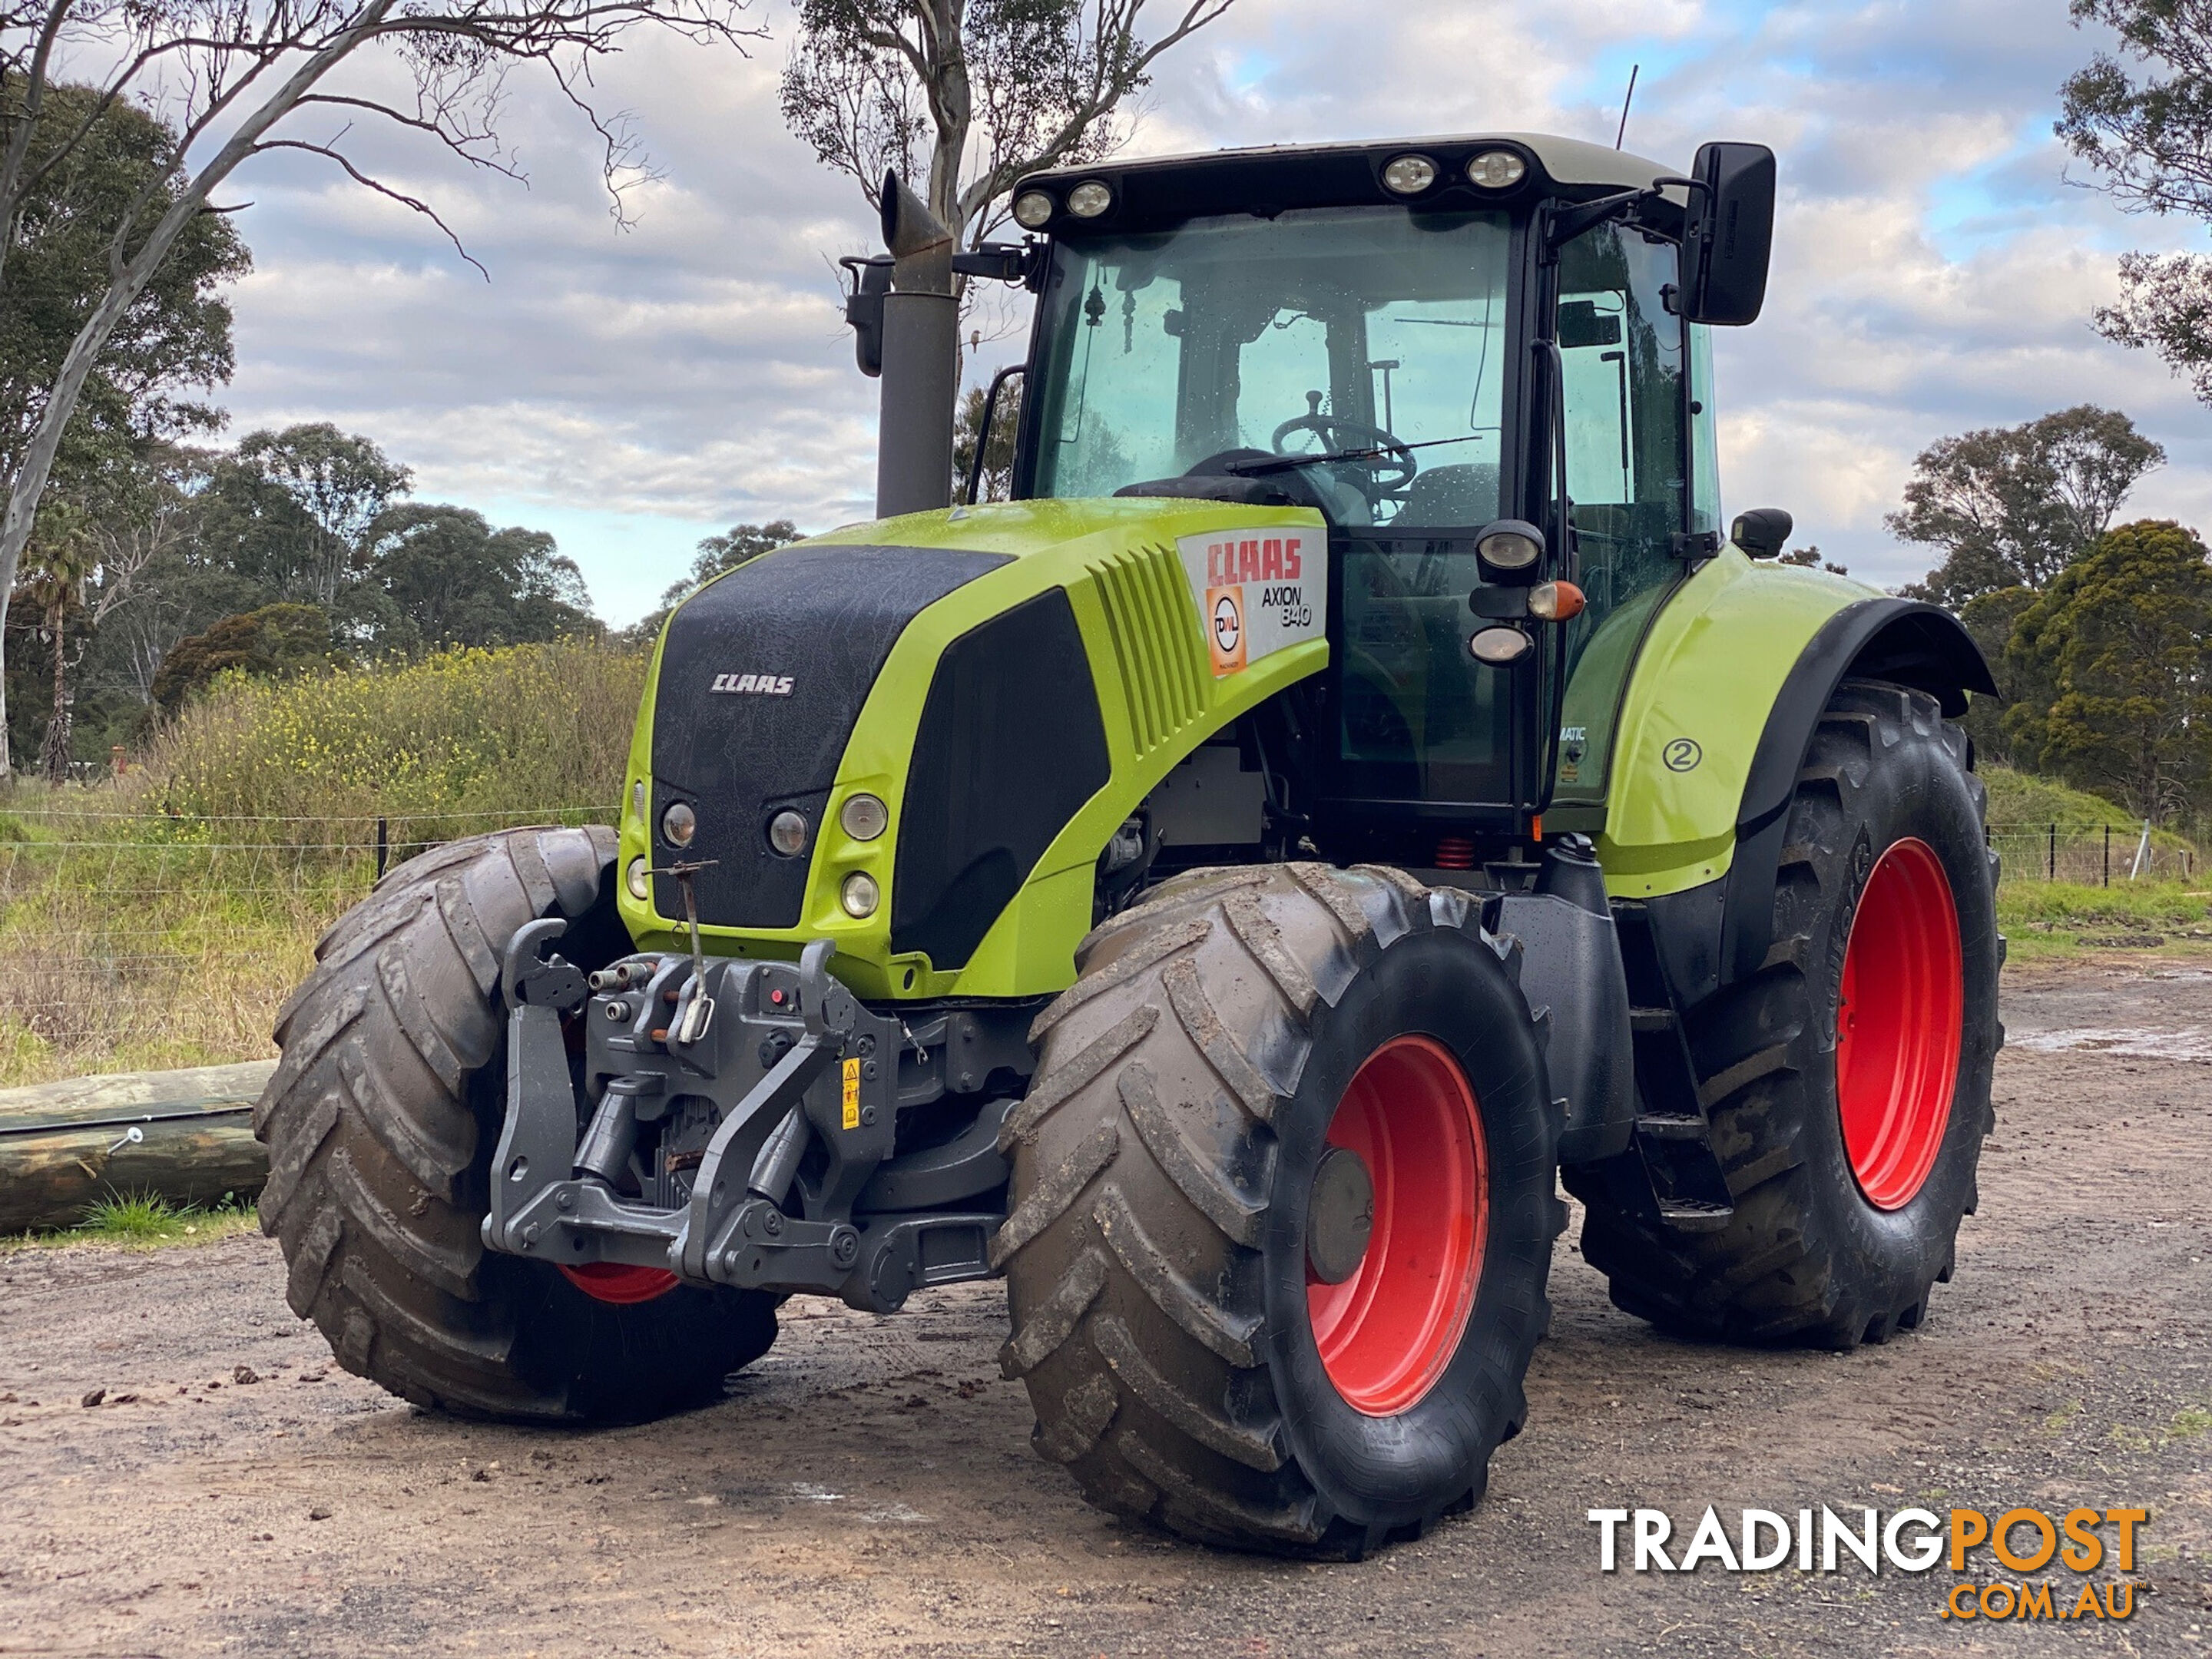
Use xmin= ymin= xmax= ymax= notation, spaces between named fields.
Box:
xmin=2 ymin=959 xmax=2207 ymax=1657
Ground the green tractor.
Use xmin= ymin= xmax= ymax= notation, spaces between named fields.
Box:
xmin=257 ymin=131 xmax=2002 ymax=1556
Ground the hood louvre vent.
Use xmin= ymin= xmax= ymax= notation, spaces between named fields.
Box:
xmin=1091 ymin=543 xmax=1207 ymax=754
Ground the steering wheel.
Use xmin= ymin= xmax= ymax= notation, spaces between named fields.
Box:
xmin=1270 ymin=392 xmax=1419 ymax=498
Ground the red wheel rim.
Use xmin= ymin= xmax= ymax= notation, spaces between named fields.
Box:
xmin=560 ymin=1263 xmax=680 ymax=1305
xmin=1836 ymin=838 xmax=1963 ymax=1210
xmin=1306 ymin=1035 xmax=1487 ymax=1417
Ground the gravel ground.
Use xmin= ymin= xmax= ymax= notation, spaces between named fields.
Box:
xmin=1 ymin=956 xmax=2207 ymax=1658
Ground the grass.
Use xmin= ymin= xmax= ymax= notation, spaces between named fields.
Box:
xmin=2101 ymin=1400 xmax=2212 ymax=1455
xmin=0 ymin=646 xmax=2194 ymax=1078
xmin=0 ymin=1189 xmax=261 ymax=1253
xmin=0 ymin=640 xmax=640 ymax=1085
xmin=1995 ymin=880 xmax=2212 ymax=963
xmin=1979 ymin=764 xmax=2210 ymax=961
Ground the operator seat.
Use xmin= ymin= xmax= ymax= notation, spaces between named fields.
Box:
xmin=1395 ymin=463 xmax=1498 ymax=528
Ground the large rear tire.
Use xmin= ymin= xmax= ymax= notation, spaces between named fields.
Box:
xmin=1567 ymin=680 xmax=2001 ymax=1348
xmin=997 ymin=864 xmax=1561 ymax=1556
xmin=256 ymin=826 xmax=780 ymax=1420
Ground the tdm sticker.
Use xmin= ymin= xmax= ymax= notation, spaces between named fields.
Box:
xmin=1175 ymin=530 xmax=1326 ymax=678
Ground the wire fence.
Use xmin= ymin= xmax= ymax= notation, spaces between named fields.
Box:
xmin=1986 ymin=823 xmax=2200 ymax=888
xmin=0 ymin=806 xmax=616 ymax=1086
xmin=0 ymin=802 xmax=2197 ymax=1088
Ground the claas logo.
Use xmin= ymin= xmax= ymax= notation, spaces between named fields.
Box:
xmin=1204 ymin=535 xmax=1304 ymax=584
xmin=711 ymin=673 xmax=794 ymax=695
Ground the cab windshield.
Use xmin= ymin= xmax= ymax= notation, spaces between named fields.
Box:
xmin=1028 ymin=207 xmax=1514 ymax=529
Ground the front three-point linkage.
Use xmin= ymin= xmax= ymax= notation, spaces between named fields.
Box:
xmin=482 ymin=910 xmax=908 ymax=1303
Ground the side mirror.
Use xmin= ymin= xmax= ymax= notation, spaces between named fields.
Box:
xmin=841 ymin=255 xmax=892 ymax=379
xmin=1732 ymin=507 xmax=1793 ymax=560
xmin=1680 ymin=141 xmax=1776 ymax=326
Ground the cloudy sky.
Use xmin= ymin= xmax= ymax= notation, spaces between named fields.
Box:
xmin=200 ymin=0 xmax=2211 ymax=623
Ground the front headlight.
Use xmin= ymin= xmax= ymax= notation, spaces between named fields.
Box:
xmin=1475 ymin=518 xmax=1546 ymax=571
xmin=839 ymin=793 xmax=889 ymax=841
xmin=840 ymin=871 xmax=881 ymax=919
xmin=767 ymin=810 xmax=810 ymax=857
xmin=1469 ymin=626 xmax=1534 ymax=666
xmin=1382 ymin=154 xmax=1439 ymax=196
xmin=1467 ymin=150 xmax=1528 ymax=190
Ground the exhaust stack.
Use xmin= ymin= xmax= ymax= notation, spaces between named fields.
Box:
xmin=874 ymin=171 xmax=959 ymax=519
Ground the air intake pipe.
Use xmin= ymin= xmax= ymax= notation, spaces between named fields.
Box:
xmin=875 ymin=170 xmax=959 ymax=519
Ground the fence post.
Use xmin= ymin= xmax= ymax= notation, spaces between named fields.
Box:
xmin=2103 ymin=824 xmax=2111 ymax=888
xmin=376 ymin=816 xmax=389 ymax=882
xmin=2048 ymin=823 xmax=2057 ymax=882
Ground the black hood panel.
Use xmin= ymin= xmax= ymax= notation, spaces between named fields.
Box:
xmin=650 ymin=543 xmax=1011 ymax=929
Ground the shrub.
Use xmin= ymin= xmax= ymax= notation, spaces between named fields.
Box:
xmin=150 ymin=603 xmax=339 ymax=716
xmin=131 ymin=638 xmax=645 ymax=844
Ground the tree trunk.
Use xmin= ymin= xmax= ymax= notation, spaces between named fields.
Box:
xmin=0 ymin=1059 xmax=275 ymax=1232
xmin=923 ymin=0 xmax=972 ymax=248
xmin=39 ymin=600 xmax=68 ymax=783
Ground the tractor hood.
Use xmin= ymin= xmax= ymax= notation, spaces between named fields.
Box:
xmin=618 ymin=497 xmax=1329 ymax=1001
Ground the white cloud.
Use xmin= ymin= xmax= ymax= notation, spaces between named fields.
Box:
xmin=200 ymin=0 xmax=2212 ymax=618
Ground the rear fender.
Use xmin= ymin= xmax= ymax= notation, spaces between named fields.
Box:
xmin=1597 ymin=552 xmax=1993 ymax=1008
xmin=1714 ymin=600 xmax=1995 ymax=998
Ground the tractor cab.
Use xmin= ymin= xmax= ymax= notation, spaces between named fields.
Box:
xmin=993 ymin=134 xmax=1773 ymax=860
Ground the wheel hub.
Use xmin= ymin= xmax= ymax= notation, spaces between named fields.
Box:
xmin=1835 ymin=837 xmax=1963 ymax=1210
xmin=1306 ymin=1145 xmax=1376 ymax=1285
xmin=1306 ymin=1035 xmax=1488 ymax=1417
xmin=560 ymin=1263 xmax=680 ymax=1305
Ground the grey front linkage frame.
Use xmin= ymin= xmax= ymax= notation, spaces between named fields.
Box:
xmin=482 ymin=926 xmax=1015 ymax=1313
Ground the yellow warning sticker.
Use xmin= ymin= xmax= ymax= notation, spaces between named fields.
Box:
xmin=841 ymin=1056 xmax=861 ymax=1131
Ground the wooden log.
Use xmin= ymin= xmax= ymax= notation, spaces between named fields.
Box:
xmin=0 ymin=1059 xmax=276 ymax=1233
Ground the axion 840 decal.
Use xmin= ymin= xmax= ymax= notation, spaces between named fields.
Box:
xmin=1175 ymin=528 xmax=1326 ymax=677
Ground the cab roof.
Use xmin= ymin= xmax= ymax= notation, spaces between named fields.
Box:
xmin=1015 ymin=132 xmax=1687 ymax=235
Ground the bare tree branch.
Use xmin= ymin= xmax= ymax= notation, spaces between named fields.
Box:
xmin=0 ymin=0 xmax=767 ymax=773
xmin=783 ymin=0 xmax=1238 ymax=253
xmin=257 ymin=136 xmax=492 ymax=274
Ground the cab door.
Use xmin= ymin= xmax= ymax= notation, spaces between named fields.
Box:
xmin=1546 ymin=223 xmax=1724 ymax=819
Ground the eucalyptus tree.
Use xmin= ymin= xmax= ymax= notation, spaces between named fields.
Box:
xmin=0 ymin=0 xmax=763 ymax=772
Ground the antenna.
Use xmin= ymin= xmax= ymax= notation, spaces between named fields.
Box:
xmin=1615 ymin=64 xmax=1641 ymax=151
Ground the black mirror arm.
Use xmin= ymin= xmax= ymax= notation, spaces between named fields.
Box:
xmin=963 ymin=365 xmax=1027 ymax=506
xmin=1544 ymin=176 xmax=1710 ymax=255
xmin=952 ymin=238 xmax=1048 ymax=286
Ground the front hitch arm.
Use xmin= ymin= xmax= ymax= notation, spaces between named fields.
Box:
xmin=674 ymin=942 xmax=846 ymax=1280
xmin=484 ymin=920 xmax=588 ymax=1249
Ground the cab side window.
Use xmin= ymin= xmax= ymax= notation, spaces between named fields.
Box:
xmin=1553 ymin=225 xmax=1690 ymax=801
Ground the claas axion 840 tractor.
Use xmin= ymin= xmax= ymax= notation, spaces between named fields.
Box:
xmin=258 ymin=131 xmax=2002 ymax=1555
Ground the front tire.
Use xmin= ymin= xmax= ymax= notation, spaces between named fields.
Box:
xmin=1568 ymin=680 xmax=2001 ymax=1348
xmin=256 ymin=826 xmax=780 ymax=1420
xmin=997 ymin=864 xmax=1561 ymax=1556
